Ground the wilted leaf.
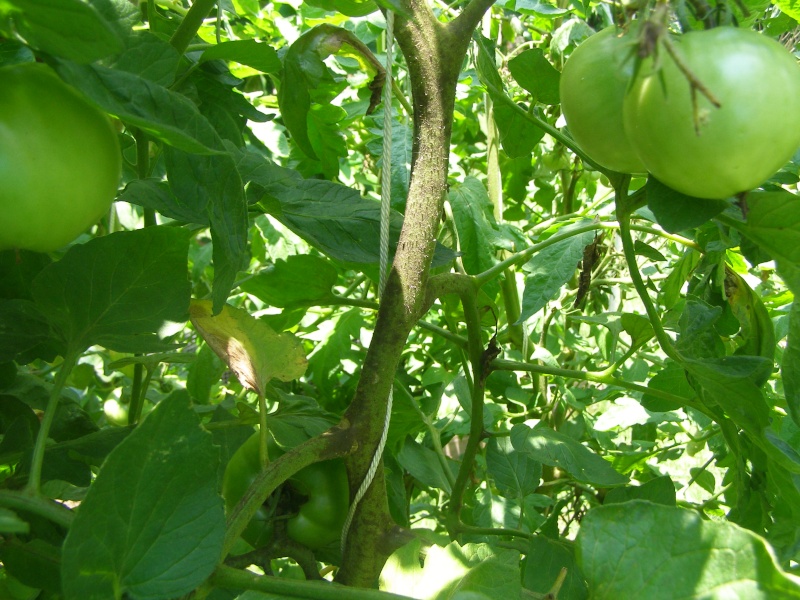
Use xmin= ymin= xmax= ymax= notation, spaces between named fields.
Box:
xmin=189 ymin=300 xmax=307 ymax=395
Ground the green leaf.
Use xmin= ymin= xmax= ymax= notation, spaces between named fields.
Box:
xmin=307 ymin=103 xmax=348 ymax=179
xmin=6 ymin=0 xmax=122 ymax=63
xmin=186 ymin=344 xmax=225 ymax=405
xmin=119 ymin=179 xmax=206 ymax=224
xmin=397 ymin=437 xmax=456 ymax=494
xmin=685 ymin=357 xmax=771 ymax=438
xmin=165 ymin=148 xmax=249 ymax=313
xmin=724 ymin=267 xmax=775 ymax=362
xmin=523 ymin=536 xmax=587 ymax=600
xmin=279 ymin=24 xmax=382 ymax=163
xmin=0 ymin=300 xmax=58 ymax=363
xmin=641 ymin=362 xmax=696 ymax=412
xmin=199 ymin=39 xmax=281 ymax=73
xmin=676 ymin=296 xmax=725 ymax=360
xmin=783 ymin=302 xmax=800 ymax=427
xmin=0 ymin=249 xmax=50 ymax=301
xmin=1 ymin=539 xmax=60 ymax=593
xmin=61 ymin=391 xmax=225 ymax=600
xmin=30 ymin=227 xmax=191 ymax=354
xmin=366 ymin=117 xmax=412 ymax=208
xmin=517 ymin=228 xmax=595 ymax=323
xmin=474 ymin=34 xmax=545 ymax=157
xmin=510 ymin=423 xmax=628 ymax=486
xmin=507 ymin=49 xmax=560 ymax=105
xmin=239 ymin=255 xmax=338 ymax=307
xmin=514 ymin=0 xmax=569 ymax=17
xmin=739 ymin=191 xmax=800 ymax=267
xmin=381 ymin=541 xmax=522 ymax=600
xmin=111 ymin=31 xmax=180 ymax=86
xmin=0 ymin=509 xmax=29 ymax=535
xmin=577 ymin=501 xmax=800 ymax=599
xmin=660 ymin=248 xmax=701 ymax=309
xmin=449 ymin=178 xmax=500 ymax=275
xmin=53 ymin=61 xmax=225 ymax=155
xmin=266 ymin=392 xmax=339 ymax=448
xmin=633 ymin=239 xmax=667 ymax=262
xmin=373 ymin=0 xmax=412 ymax=17
xmin=189 ymin=300 xmax=307 ymax=395
xmin=304 ymin=0 xmax=381 ymax=17
xmin=646 ymin=177 xmax=728 ymax=233
xmin=238 ymin=150 xmax=456 ymax=267
xmin=774 ymin=0 xmax=800 ymax=20
xmin=620 ymin=313 xmax=654 ymax=348
xmin=486 ymin=436 xmax=542 ymax=499
xmin=603 ymin=475 xmax=677 ymax=506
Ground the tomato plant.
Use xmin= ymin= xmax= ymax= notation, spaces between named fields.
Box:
xmin=0 ymin=63 xmax=121 ymax=252
xmin=623 ymin=26 xmax=800 ymax=199
xmin=222 ymin=431 xmax=350 ymax=550
xmin=559 ymin=27 xmax=646 ymax=174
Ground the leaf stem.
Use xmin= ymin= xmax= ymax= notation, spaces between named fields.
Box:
xmin=491 ymin=358 xmax=711 ymax=416
xmin=25 ymin=351 xmax=79 ymax=495
xmin=615 ymin=182 xmax=683 ymax=363
xmin=480 ymin=79 xmax=609 ymax=176
xmin=446 ymin=281 xmax=491 ymax=536
xmin=475 ymin=220 xmax=605 ymax=287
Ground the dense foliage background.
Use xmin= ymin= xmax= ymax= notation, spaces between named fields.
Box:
xmin=1 ymin=0 xmax=799 ymax=598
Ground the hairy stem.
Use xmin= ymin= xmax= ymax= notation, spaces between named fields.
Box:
xmin=335 ymin=0 xmax=493 ymax=586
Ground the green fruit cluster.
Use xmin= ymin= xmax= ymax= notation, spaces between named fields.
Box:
xmin=559 ymin=26 xmax=800 ymax=199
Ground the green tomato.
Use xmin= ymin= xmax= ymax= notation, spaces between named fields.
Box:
xmin=222 ymin=431 xmax=350 ymax=550
xmin=559 ymin=28 xmax=647 ymax=174
xmin=0 ymin=63 xmax=121 ymax=252
xmin=623 ymin=27 xmax=800 ymax=199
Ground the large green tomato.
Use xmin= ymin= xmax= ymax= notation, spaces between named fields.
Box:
xmin=0 ymin=63 xmax=121 ymax=252
xmin=623 ymin=27 xmax=800 ymax=199
xmin=222 ymin=431 xmax=350 ymax=550
xmin=559 ymin=28 xmax=647 ymax=174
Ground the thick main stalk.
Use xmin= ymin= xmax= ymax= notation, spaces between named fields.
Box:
xmin=336 ymin=0 xmax=489 ymax=586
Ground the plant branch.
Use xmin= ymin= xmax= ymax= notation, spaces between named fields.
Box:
xmin=221 ymin=423 xmax=353 ymax=559
xmin=615 ymin=183 xmax=682 ymax=363
xmin=0 ymin=490 xmax=74 ymax=529
xmin=169 ymin=0 xmax=217 ymax=54
xmin=480 ymin=78 xmax=610 ymax=177
xmin=211 ymin=565 xmax=416 ymax=600
xmin=446 ymin=280 xmax=492 ymax=537
xmin=26 ymin=350 xmax=78 ymax=495
xmin=475 ymin=221 xmax=606 ymax=287
xmin=449 ymin=0 xmax=497 ymax=39
xmin=491 ymin=358 xmax=712 ymax=416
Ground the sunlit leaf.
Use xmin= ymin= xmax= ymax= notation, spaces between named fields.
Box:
xmin=577 ymin=501 xmax=800 ymax=599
